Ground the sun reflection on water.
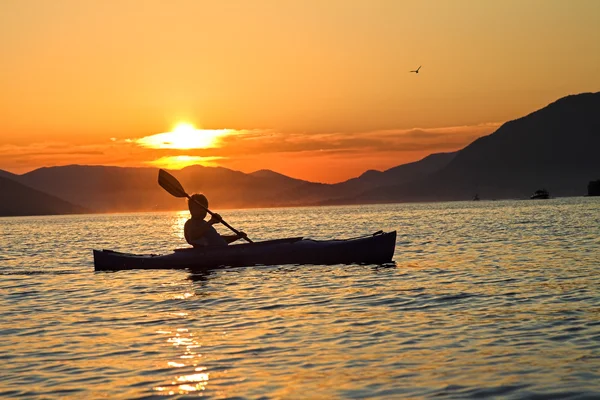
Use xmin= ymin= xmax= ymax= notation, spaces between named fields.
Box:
xmin=170 ymin=312 xmax=189 ymax=317
xmin=171 ymin=211 xmax=189 ymax=242
xmin=173 ymin=292 xmax=194 ymax=299
xmin=167 ymin=361 xmax=185 ymax=368
xmin=154 ymin=325 xmax=209 ymax=394
xmin=177 ymin=372 xmax=209 ymax=383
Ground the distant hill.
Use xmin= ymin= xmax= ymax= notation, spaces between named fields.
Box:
xmin=17 ymin=165 xmax=160 ymax=212
xmin=0 ymin=175 xmax=88 ymax=216
xmin=272 ymin=151 xmax=457 ymax=205
xmin=249 ymin=169 xmax=309 ymax=184
xmin=336 ymin=152 xmax=456 ymax=192
xmin=341 ymin=92 xmax=600 ymax=203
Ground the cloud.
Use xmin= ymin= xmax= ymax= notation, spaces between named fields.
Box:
xmin=0 ymin=142 xmax=105 ymax=160
xmin=134 ymin=127 xmax=242 ymax=150
xmin=0 ymin=122 xmax=500 ymax=177
xmin=192 ymin=123 xmax=501 ymax=157
xmin=0 ymin=141 xmax=146 ymax=172
xmin=145 ymin=155 xmax=224 ymax=169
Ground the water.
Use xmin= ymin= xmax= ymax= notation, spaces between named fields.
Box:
xmin=1 ymin=198 xmax=599 ymax=399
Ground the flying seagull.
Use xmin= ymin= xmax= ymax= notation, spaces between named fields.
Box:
xmin=410 ymin=66 xmax=421 ymax=74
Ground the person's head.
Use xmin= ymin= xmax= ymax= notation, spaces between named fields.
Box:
xmin=188 ymin=193 xmax=208 ymax=219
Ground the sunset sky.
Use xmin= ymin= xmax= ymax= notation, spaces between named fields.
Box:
xmin=1 ymin=0 xmax=599 ymax=183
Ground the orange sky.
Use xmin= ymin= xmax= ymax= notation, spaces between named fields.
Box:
xmin=1 ymin=0 xmax=599 ymax=183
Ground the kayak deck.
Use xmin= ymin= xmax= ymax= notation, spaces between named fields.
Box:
xmin=93 ymin=231 xmax=397 ymax=271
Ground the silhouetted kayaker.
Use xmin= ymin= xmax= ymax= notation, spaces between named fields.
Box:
xmin=184 ymin=194 xmax=246 ymax=247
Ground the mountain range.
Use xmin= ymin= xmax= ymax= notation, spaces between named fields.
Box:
xmin=340 ymin=92 xmax=600 ymax=203
xmin=1 ymin=92 xmax=598 ymax=216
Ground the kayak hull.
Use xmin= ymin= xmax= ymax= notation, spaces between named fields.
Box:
xmin=93 ymin=231 xmax=396 ymax=271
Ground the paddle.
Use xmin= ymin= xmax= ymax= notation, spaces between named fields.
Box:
xmin=158 ymin=169 xmax=253 ymax=243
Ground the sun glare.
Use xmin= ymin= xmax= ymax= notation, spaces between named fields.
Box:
xmin=136 ymin=123 xmax=233 ymax=150
xmin=147 ymin=155 xmax=223 ymax=170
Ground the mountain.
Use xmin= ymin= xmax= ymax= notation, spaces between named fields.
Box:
xmin=0 ymin=169 xmax=18 ymax=180
xmin=5 ymin=149 xmax=454 ymax=213
xmin=250 ymin=169 xmax=309 ymax=184
xmin=336 ymin=152 xmax=456 ymax=192
xmin=0 ymin=175 xmax=88 ymax=216
xmin=343 ymin=92 xmax=600 ymax=203
xmin=270 ymin=152 xmax=457 ymax=205
xmin=17 ymin=165 xmax=160 ymax=212
xmin=13 ymin=164 xmax=314 ymax=211
xmin=172 ymin=165 xmax=314 ymax=209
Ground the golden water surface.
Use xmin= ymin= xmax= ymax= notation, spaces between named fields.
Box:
xmin=1 ymin=199 xmax=599 ymax=398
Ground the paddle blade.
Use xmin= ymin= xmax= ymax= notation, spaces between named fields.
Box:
xmin=158 ymin=169 xmax=189 ymax=198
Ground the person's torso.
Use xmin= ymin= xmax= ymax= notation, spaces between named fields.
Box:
xmin=184 ymin=219 xmax=227 ymax=247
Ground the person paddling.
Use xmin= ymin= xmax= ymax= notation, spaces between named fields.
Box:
xmin=184 ymin=194 xmax=246 ymax=247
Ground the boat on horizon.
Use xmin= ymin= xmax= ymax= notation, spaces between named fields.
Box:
xmin=530 ymin=189 xmax=550 ymax=199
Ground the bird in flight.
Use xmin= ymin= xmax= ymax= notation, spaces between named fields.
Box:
xmin=410 ymin=66 xmax=421 ymax=74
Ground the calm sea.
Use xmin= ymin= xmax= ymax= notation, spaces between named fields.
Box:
xmin=1 ymin=198 xmax=599 ymax=399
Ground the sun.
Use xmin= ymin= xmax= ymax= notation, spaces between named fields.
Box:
xmin=135 ymin=123 xmax=232 ymax=150
xmin=169 ymin=123 xmax=222 ymax=149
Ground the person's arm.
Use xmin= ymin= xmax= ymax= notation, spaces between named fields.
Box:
xmin=208 ymin=213 xmax=222 ymax=225
xmin=208 ymin=214 xmax=247 ymax=244
xmin=221 ymin=232 xmax=247 ymax=244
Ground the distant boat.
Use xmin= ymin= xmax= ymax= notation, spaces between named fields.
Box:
xmin=588 ymin=179 xmax=600 ymax=196
xmin=473 ymin=193 xmax=480 ymax=201
xmin=530 ymin=189 xmax=550 ymax=199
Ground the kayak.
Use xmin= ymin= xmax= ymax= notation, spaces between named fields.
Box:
xmin=93 ymin=231 xmax=396 ymax=271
